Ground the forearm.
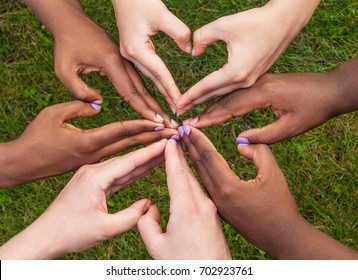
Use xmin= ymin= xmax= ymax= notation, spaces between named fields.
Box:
xmin=267 ymin=0 xmax=321 ymax=28
xmin=0 ymin=141 xmax=22 ymax=188
xmin=327 ymin=59 xmax=358 ymax=117
xmin=0 ymin=214 xmax=67 ymax=259
xmin=269 ymin=218 xmax=358 ymax=260
xmin=22 ymin=0 xmax=86 ymax=38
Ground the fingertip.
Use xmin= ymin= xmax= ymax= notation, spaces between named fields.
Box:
xmin=236 ymin=144 xmax=253 ymax=159
xmin=183 ymin=116 xmax=199 ymax=126
xmin=235 ymin=137 xmax=250 ymax=146
xmin=90 ymin=102 xmax=102 ymax=111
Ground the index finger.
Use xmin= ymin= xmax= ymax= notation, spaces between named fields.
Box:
xmin=165 ymin=139 xmax=197 ymax=207
xmin=122 ymin=59 xmax=178 ymax=128
xmin=132 ymin=47 xmax=182 ymax=107
xmin=181 ymin=127 xmax=238 ymax=199
xmin=177 ymin=65 xmax=234 ymax=115
xmin=102 ymin=56 xmax=165 ymax=124
xmin=95 ymin=139 xmax=167 ymax=188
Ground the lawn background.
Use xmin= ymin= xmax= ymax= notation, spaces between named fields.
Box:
xmin=0 ymin=0 xmax=357 ymax=259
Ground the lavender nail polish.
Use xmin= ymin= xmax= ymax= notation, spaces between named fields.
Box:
xmin=236 ymin=137 xmax=250 ymax=145
xmin=154 ymin=126 xmax=164 ymax=132
xmin=178 ymin=126 xmax=184 ymax=138
xmin=183 ymin=125 xmax=191 ymax=136
xmin=90 ymin=103 xmax=102 ymax=111
xmin=170 ymin=135 xmax=180 ymax=141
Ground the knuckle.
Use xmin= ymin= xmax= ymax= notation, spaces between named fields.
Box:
xmin=126 ymin=138 xmax=141 ymax=149
xmin=201 ymin=199 xmax=218 ymax=214
xmin=175 ymin=167 xmax=189 ymax=177
xmin=117 ymin=124 xmax=131 ymax=138
xmin=200 ymin=150 xmax=213 ymax=162
xmin=39 ymin=106 xmax=59 ymax=121
xmin=213 ymin=17 xmax=228 ymax=32
xmin=54 ymin=62 xmax=67 ymax=80
xmin=220 ymin=97 xmax=234 ymax=112
xmin=121 ymin=43 xmax=137 ymax=59
xmin=79 ymin=134 xmax=100 ymax=153
xmin=218 ymin=184 xmax=235 ymax=200
xmin=179 ymin=27 xmax=191 ymax=41
xmin=102 ymin=51 xmax=120 ymax=66
xmin=76 ymin=164 xmax=96 ymax=179
xmin=233 ymin=70 xmax=250 ymax=84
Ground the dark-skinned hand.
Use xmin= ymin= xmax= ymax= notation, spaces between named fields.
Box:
xmin=0 ymin=101 xmax=178 ymax=188
xmin=181 ymin=126 xmax=358 ymax=259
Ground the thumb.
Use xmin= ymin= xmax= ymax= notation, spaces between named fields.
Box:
xmin=237 ymin=144 xmax=281 ymax=178
xmin=103 ymin=199 xmax=151 ymax=237
xmin=55 ymin=65 xmax=103 ymax=103
xmin=238 ymin=116 xmax=299 ymax=145
xmin=192 ymin=18 xmax=226 ymax=56
xmin=53 ymin=100 xmax=101 ymax=122
xmin=159 ymin=11 xmax=191 ymax=53
xmin=137 ymin=205 xmax=164 ymax=255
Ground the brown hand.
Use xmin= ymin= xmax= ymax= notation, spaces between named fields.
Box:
xmin=182 ymin=127 xmax=358 ymax=259
xmin=184 ymin=59 xmax=358 ymax=144
xmin=0 ymin=101 xmax=178 ymax=188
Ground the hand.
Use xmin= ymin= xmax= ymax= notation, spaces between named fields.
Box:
xmin=137 ymin=139 xmax=231 ymax=260
xmin=0 ymin=101 xmax=178 ymax=188
xmin=181 ymin=126 xmax=358 ymax=259
xmin=112 ymin=0 xmax=191 ymax=112
xmin=24 ymin=0 xmax=176 ymax=127
xmin=0 ymin=140 xmax=167 ymax=259
xmin=176 ymin=0 xmax=320 ymax=115
xmin=183 ymin=59 xmax=358 ymax=144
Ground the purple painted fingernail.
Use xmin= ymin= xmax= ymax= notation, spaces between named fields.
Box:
xmin=178 ymin=126 xmax=184 ymax=138
xmin=90 ymin=103 xmax=102 ymax=111
xmin=154 ymin=126 xmax=164 ymax=132
xmin=170 ymin=135 xmax=180 ymax=141
xmin=236 ymin=137 xmax=250 ymax=145
xmin=183 ymin=125 xmax=191 ymax=136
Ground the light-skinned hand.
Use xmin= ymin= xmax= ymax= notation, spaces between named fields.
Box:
xmin=137 ymin=139 xmax=231 ymax=260
xmin=176 ymin=0 xmax=321 ymax=115
xmin=0 ymin=101 xmax=178 ymax=188
xmin=23 ymin=0 xmax=177 ymax=127
xmin=0 ymin=140 xmax=168 ymax=259
xmin=183 ymin=59 xmax=358 ymax=144
xmin=181 ymin=127 xmax=358 ymax=259
xmin=112 ymin=0 xmax=191 ymax=112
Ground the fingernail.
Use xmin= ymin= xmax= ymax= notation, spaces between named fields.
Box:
xmin=171 ymin=119 xmax=179 ymax=127
xmin=184 ymin=117 xmax=198 ymax=126
xmin=178 ymin=126 xmax=184 ymax=138
xmin=90 ymin=103 xmax=102 ymax=111
xmin=154 ymin=126 xmax=164 ymax=132
xmin=236 ymin=137 xmax=250 ymax=146
xmin=183 ymin=125 xmax=191 ymax=136
xmin=170 ymin=135 xmax=180 ymax=141
xmin=169 ymin=104 xmax=176 ymax=114
xmin=156 ymin=114 xmax=164 ymax=122
xmin=185 ymin=42 xmax=192 ymax=53
xmin=143 ymin=200 xmax=151 ymax=212
xmin=92 ymin=100 xmax=103 ymax=105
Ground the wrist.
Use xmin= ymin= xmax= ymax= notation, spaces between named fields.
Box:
xmin=23 ymin=0 xmax=86 ymax=39
xmin=0 ymin=141 xmax=23 ymax=188
xmin=326 ymin=59 xmax=358 ymax=117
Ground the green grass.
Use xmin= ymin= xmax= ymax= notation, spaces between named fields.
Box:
xmin=0 ymin=0 xmax=357 ymax=259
